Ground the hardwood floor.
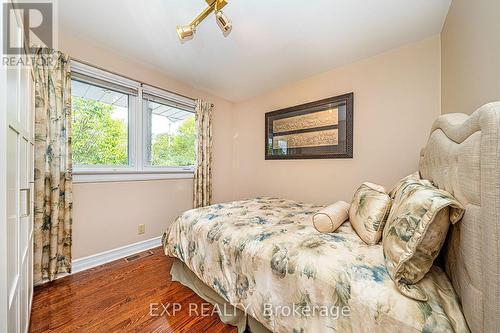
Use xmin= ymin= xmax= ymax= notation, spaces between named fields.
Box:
xmin=29 ymin=247 xmax=237 ymax=333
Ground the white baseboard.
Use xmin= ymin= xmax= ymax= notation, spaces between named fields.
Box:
xmin=72 ymin=236 xmax=162 ymax=274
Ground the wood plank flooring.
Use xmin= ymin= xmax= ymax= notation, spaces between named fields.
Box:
xmin=29 ymin=247 xmax=236 ymax=333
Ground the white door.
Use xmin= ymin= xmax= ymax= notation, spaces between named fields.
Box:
xmin=1 ymin=2 xmax=35 ymax=332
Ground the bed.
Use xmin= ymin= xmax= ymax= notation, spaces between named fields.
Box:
xmin=163 ymin=102 xmax=500 ymax=333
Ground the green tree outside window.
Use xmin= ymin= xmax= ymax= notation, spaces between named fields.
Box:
xmin=71 ymin=97 xmax=195 ymax=167
xmin=72 ymin=97 xmax=128 ymax=166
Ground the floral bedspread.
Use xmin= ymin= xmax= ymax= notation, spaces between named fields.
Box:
xmin=163 ymin=198 xmax=469 ymax=333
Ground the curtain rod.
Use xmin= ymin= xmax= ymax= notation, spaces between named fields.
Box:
xmin=70 ymin=57 xmax=197 ymax=103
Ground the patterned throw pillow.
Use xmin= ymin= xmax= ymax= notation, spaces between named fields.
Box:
xmin=388 ymin=172 xmax=422 ymax=199
xmin=382 ymin=178 xmax=465 ymax=301
xmin=349 ymin=182 xmax=392 ymax=245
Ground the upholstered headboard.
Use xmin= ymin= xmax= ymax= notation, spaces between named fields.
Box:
xmin=419 ymin=102 xmax=500 ymax=333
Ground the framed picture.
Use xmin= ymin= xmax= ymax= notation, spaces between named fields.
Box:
xmin=265 ymin=92 xmax=353 ymax=160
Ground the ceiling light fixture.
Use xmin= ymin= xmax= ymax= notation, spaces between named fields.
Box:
xmin=176 ymin=25 xmax=196 ymax=41
xmin=177 ymin=0 xmax=232 ymax=42
xmin=215 ymin=10 xmax=232 ymax=36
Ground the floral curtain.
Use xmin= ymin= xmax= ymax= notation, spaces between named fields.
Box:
xmin=193 ymin=100 xmax=213 ymax=208
xmin=33 ymin=48 xmax=73 ymax=284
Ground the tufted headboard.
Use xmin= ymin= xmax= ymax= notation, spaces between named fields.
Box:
xmin=419 ymin=102 xmax=500 ymax=333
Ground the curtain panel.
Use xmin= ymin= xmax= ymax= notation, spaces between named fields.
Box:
xmin=33 ymin=48 xmax=73 ymax=284
xmin=193 ymin=100 xmax=213 ymax=208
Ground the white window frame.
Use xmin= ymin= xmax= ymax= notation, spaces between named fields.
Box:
xmin=71 ymin=61 xmax=196 ymax=183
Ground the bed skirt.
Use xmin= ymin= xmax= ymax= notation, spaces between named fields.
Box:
xmin=170 ymin=259 xmax=270 ymax=333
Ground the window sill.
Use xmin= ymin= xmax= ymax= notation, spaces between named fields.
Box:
xmin=73 ymin=171 xmax=194 ymax=184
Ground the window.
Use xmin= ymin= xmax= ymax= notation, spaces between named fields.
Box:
xmin=71 ymin=61 xmax=196 ymax=182
xmin=71 ymin=79 xmax=131 ymax=168
xmin=144 ymin=93 xmax=195 ymax=168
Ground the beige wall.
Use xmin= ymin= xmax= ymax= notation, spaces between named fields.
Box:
xmin=231 ymin=36 xmax=441 ymax=205
xmin=441 ymin=0 xmax=500 ymax=115
xmin=59 ymin=33 xmax=235 ymax=259
xmin=72 ymin=180 xmax=192 ymax=258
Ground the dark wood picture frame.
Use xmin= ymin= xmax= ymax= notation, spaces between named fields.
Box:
xmin=265 ymin=92 xmax=353 ymax=160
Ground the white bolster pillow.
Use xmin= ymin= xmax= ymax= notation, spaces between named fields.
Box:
xmin=312 ymin=201 xmax=351 ymax=233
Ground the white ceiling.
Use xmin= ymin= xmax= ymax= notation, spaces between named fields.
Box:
xmin=58 ymin=0 xmax=451 ymax=102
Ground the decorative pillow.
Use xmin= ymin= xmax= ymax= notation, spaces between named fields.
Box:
xmin=382 ymin=178 xmax=465 ymax=301
xmin=349 ymin=182 xmax=392 ymax=245
xmin=312 ymin=201 xmax=350 ymax=233
xmin=388 ymin=172 xmax=423 ymax=199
